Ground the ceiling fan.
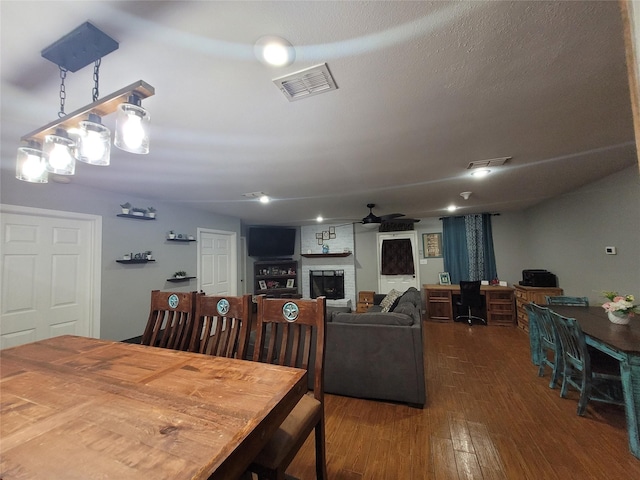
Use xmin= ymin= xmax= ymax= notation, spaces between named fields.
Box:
xmin=360 ymin=203 xmax=420 ymax=228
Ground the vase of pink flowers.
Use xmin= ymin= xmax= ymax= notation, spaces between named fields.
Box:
xmin=602 ymin=291 xmax=639 ymax=325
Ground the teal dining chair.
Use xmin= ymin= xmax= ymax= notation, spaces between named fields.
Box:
xmin=545 ymin=296 xmax=589 ymax=306
xmin=548 ymin=310 xmax=624 ymax=415
xmin=528 ymin=303 xmax=562 ymax=388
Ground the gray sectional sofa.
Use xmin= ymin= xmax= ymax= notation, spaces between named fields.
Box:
xmin=323 ymin=287 xmax=426 ymax=408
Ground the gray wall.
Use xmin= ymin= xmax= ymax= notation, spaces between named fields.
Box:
xmin=1 ymin=176 xmax=241 ymax=341
xmin=351 ymin=166 xmax=639 ymax=308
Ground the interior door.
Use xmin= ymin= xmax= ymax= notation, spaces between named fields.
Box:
xmin=197 ymin=228 xmax=237 ymax=296
xmin=0 ymin=205 xmax=101 ymax=349
xmin=377 ymin=231 xmax=420 ymax=294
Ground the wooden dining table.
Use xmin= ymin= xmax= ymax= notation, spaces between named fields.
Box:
xmin=551 ymin=305 xmax=640 ymax=460
xmin=0 ymin=335 xmax=307 ymax=479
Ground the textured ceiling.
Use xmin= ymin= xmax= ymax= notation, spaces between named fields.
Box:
xmin=1 ymin=1 xmax=637 ymax=225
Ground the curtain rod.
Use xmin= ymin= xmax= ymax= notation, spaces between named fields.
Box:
xmin=438 ymin=213 xmax=501 ymax=220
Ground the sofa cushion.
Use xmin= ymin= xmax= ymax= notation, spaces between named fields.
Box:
xmin=379 ymin=289 xmax=404 ymax=312
xmin=396 ymin=287 xmax=421 ymax=309
xmin=333 ymin=311 xmax=414 ymax=326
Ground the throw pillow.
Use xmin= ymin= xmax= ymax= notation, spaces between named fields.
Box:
xmin=379 ymin=289 xmax=403 ymax=312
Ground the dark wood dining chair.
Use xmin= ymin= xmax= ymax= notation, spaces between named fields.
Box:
xmin=549 ymin=310 xmax=624 ymax=415
xmin=141 ymin=290 xmax=197 ymax=350
xmin=247 ymin=295 xmax=327 ymax=480
xmin=527 ymin=303 xmax=562 ymax=388
xmin=546 ymin=296 xmax=589 ymax=307
xmin=455 ymin=280 xmax=485 ymax=325
xmin=189 ymin=293 xmax=252 ymax=358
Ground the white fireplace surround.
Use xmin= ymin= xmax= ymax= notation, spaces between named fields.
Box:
xmin=300 ymin=224 xmax=355 ymax=309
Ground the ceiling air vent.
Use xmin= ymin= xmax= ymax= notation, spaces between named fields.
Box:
xmin=273 ymin=63 xmax=338 ymax=102
xmin=467 ymin=156 xmax=511 ymax=169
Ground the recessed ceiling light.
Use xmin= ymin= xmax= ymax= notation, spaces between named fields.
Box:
xmin=316 ymin=216 xmax=323 ymax=222
xmin=470 ymin=168 xmax=491 ymax=178
xmin=259 ymin=195 xmax=270 ymax=204
xmin=447 ymin=205 xmax=457 ymax=212
xmin=254 ymin=35 xmax=295 ymax=67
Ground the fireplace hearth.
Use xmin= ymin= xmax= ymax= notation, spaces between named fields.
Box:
xmin=310 ymin=270 xmax=345 ymax=300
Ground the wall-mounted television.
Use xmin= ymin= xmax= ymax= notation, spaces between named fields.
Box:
xmin=248 ymin=226 xmax=296 ymax=257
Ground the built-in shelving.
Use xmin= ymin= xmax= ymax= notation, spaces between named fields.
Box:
xmin=301 ymin=253 xmax=351 ymax=258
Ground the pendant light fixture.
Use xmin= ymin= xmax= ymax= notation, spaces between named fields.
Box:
xmin=16 ymin=140 xmax=48 ymax=183
xmin=114 ymin=94 xmax=150 ymax=154
xmin=15 ymin=22 xmax=155 ymax=183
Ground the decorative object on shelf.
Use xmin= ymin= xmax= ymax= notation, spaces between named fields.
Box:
xmin=322 ymin=244 xmax=329 ymax=254
xmin=145 ymin=251 xmax=153 ymax=260
xmin=188 ymin=235 xmax=195 ymax=240
xmin=123 ymin=253 xmax=131 ymax=261
xmin=146 ymin=207 xmax=156 ymax=218
xmin=602 ymin=291 xmax=638 ymax=325
xmin=259 ymin=280 xmax=267 ymax=290
xmin=168 ymin=231 xmax=176 ymax=239
xmin=120 ymin=202 xmax=131 ymax=214
xmin=131 ymin=207 xmax=147 ymax=217
xmin=173 ymin=271 xmax=187 ymax=279
xmin=15 ymin=22 xmax=154 ymax=184
xmin=438 ymin=272 xmax=451 ymax=285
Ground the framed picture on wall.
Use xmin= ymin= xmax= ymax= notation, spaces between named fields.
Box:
xmin=423 ymin=232 xmax=443 ymax=258
xmin=438 ymin=272 xmax=451 ymax=285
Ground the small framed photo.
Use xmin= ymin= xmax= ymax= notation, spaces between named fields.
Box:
xmin=286 ymin=279 xmax=295 ymax=288
xmin=329 ymin=226 xmax=335 ymax=234
xmin=423 ymin=232 xmax=443 ymax=258
xmin=258 ymin=280 xmax=267 ymax=290
xmin=316 ymin=232 xmax=323 ymax=239
xmin=329 ymin=233 xmax=336 ymax=239
xmin=317 ymin=238 xmax=323 ymax=245
xmin=322 ymin=230 xmax=330 ymax=240
xmin=438 ymin=272 xmax=451 ymax=285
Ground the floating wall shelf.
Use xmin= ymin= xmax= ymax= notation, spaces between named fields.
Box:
xmin=117 ymin=214 xmax=156 ymax=220
xmin=301 ymin=253 xmax=352 ymax=258
xmin=167 ymin=238 xmax=195 ymax=242
xmin=167 ymin=276 xmax=196 ymax=282
xmin=116 ymin=259 xmax=156 ymax=264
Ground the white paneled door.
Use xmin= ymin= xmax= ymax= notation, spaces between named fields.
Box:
xmin=197 ymin=228 xmax=237 ymax=296
xmin=377 ymin=231 xmax=420 ymax=294
xmin=0 ymin=205 xmax=101 ymax=349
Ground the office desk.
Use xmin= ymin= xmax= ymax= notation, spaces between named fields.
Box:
xmin=552 ymin=306 xmax=640 ymax=460
xmin=424 ymin=284 xmax=516 ymax=326
xmin=0 ymin=335 xmax=307 ymax=479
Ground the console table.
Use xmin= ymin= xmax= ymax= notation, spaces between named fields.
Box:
xmin=424 ymin=284 xmax=516 ymax=326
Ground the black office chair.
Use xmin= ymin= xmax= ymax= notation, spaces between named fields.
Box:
xmin=456 ymin=280 xmax=486 ymax=326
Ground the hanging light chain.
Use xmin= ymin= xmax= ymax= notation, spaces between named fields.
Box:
xmin=92 ymin=58 xmax=101 ymax=102
xmin=58 ymin=65 xmax=68 ymax=118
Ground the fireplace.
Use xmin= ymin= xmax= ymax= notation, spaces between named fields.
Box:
xmin=309 ymin=270 xmax=345 ymax=300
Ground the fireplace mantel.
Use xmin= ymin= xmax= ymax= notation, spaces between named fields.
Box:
xmin=301 ymin=253 xmax=351 ymax=258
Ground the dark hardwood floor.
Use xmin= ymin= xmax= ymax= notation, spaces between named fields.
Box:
xmin=286 ymin=320 xmax=640 ymax=479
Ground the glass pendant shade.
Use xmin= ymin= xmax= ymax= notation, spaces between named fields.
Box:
xmin=16 ymin=142 xmax=48 ymax=183
xmin=114 ymin=95 xmax=150 ymax=154
xmin=76 ymin=113 xmax=111 ymax=165
xmin=44 ymin=128 xmax=76 ymax=175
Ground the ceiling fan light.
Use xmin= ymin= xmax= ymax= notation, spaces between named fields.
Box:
xmin=76 ymin=113 xmax=111 ymax=165
xmin=361 ymin=222 xmax=380 ymax=229
xmin=115 ymin=95 xmax=150 ymax=154
xmin=44 ymin=128 xmax=76 ymax=175
xmin=16 ymin=141 xmax=48 ymax=183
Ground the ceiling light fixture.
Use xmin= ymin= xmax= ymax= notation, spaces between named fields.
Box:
xmin=316 ymin=216 xmax=324 ymax=222
xmin=254 ymin=35 xmax=295 ymax=67
xmin=460 ymin=191 xmax=472 ymax=200
xmin=15 ymin=22 xmax=155 ymax=183
xmin=447 ymin=205 xmax=457 ymax=212
xmin=470 ymin=168 xmax=491 ymax=178
xmin=259 ymin=195 xmax=271 ymax=204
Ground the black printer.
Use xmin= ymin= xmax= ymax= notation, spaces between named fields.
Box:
xmin=519 ymin=269 xmax=557 ymax=287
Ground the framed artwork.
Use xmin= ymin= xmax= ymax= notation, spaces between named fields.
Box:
xmin=438 ymin=272 xmax=451 ymax=285
xmin=423 ymin=232 xmax=443 ymax=258
xmin=316 ymin=232 xmax=323 ymax=239
xmin=329 ymin=226 xmax=335 ymax=234
xmin=322 ymin=230 xmax=330 ymax=240
xmin=286 ymin=279 xmax=295 ymax=288
xmin=258 ymin=280 xmax=267 ymax=290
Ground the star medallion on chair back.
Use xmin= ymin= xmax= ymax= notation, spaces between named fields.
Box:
xmin=189 ymin=293 xmax=252 ymax=358
xmin=141 ymin=290 xmax=197 ymax=350
xmin=248 ymin=295 xmax=328 ymax=480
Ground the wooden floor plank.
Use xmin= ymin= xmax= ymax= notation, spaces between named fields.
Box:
xmin=286 ymin=321 xmax=640 ymax=479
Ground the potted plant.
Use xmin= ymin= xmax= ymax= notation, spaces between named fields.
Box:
xmin=173 ymin=270 xmax=187 ymax=279
xmin=120 ymin=202 xmax=131 ymax=214
xmin=168 ymin=230 xmax=176 ymax=240
xmin=146 ymin=207 xmax=156 ymax=218
xmin=131 ymin=207 xmax=147 ymax=217
xmin=145 ymin=250 xmax=153 ymax=260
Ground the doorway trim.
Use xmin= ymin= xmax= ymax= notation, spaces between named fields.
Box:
xmin=196 ymin=228 xmax=238 ymax=295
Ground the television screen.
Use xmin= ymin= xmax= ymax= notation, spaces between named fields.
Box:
xmin=248 ymin=227 xmax=296 ymax=257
